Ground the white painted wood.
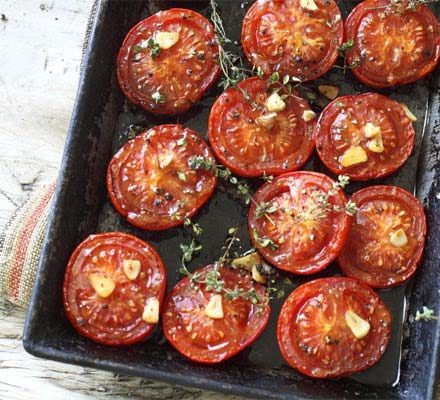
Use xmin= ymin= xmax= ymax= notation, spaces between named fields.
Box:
xmin=0 ymin=1 xmax=240 ymax=398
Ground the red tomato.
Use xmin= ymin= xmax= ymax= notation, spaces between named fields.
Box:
xmin=208 ymin=77 xmax=316 ymax=178
xmin=107 ymin=124 xmax=216 ymax=231
xmin=162 ymin=265 xmax=270 ymax=364
xmin=314 ymin=93 xmax=415 ymax=181
xmin=241 ymin=0 xmax=343 ymax=82
xmin=277 ymin=277 xmax=392 ymax=378
xmin=345 ymin=0 xmax=440 ymax=88
xmin=63 ymin=232 xmax=166 ymax=346
xmin=248 ymin=171 xmax=350 ymax=275
xmin=117 ymin=8 xmax=220 ymax=115
xmin=338 ymin=186 xmax=427 ymax=288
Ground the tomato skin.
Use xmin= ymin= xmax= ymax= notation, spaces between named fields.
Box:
xmin=117 ymin=8 xmax=220 ymax=115
xmin=162 ymin=265 xmax=271 ymax=364
xmin=314 ymin=93 xmax=415 ymax=181
xmin=63 ymin=232 xmax=167 ymax=346
xmin=107 ymin=124 xmax=217 ymax=231
xmin=338 ymin=186 xmax=427 ymax=288
xmin=345 ymin=0 xmax=440 ymax=88
xmin=208 ymin=77 xmax=316 ymax=178
xmin=248 ymin=171 xmax=350 ymax=275
xmin=277 ymin=277 xmax=392 ymax=378
xmin=241 ymin=0 xmax=344 ymax=82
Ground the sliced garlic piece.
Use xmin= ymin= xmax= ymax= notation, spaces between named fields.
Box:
xmin=256 ymin=112 xmax=277 ymax=130
xmin=302 ymin=110 xmax=316 ymax=122
xmin=142 ymin=297 xmax=160 ymax=324
xmin=123 ymin=259 xmax=141 ymax=280
xmin=345 ymin=310 xmax=371 ymax=339
xmin=300 ymin=0 xmax=319 ymax=11
xmin=367 ymin=134 xmax=384 ymax=153
xmin=266 ymin=92 xmax=286 ymax=113
xmin=252 ymin=264 xmax=266 ymax=284
xmin=204 ymin=294 xmax=224 ymax=319
xmin=400 ymin=103 xmax=417 ymax=122
xmin=88 ymin=274 xmax=115 ymax=298
xmin=340 ymin=145 xmax=368 ymax=167
xmin=363 ymin=122 xmax=381 ymax=139
xmin=231 ymin=252 xmax=262 ymax=272
xmin=155 ymin=31 xmax=179 ymax=50
xmin=390 ymin=228 xmax=408 ymax=248
xmin=318 ymin=85 xmax=339 ymax=99
xmin=158 ymin=153 xmax=173 ymax=168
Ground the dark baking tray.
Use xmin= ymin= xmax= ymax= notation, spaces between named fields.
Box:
xmin=23 ymin=0 xmax=440 ymax=399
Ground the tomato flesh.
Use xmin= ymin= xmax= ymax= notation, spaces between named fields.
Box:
xmin=314 ymin=93 xmax=415 ymax=181
xmin=63 ymin=232 xmax=166 ymax=346
xmin=107 ymin=124 xmax=216 ymax=231
xmin=208 ymin=77 xmax=315 ymax=177
xmin=338 ymin=186 xmax=426 ymax=288
xmin=277 ymin=277 xmax=392 ymax=378
xmin=162 ymin=265 xmax=270 ymax=364
xmin=241 ymin=0 xmax=343 ymax=81
xmin=117 ymin=8 xmax=220 ymax=114
xmin=345 ymin=0 xmax=440 ymax=87
xmin=248 ymin=171 xmax=350 ymax=275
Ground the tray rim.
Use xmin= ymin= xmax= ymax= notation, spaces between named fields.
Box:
xmin=22 ymin=1 xmax=440 ymax=399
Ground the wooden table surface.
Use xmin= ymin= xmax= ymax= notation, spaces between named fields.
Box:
xmin=0 ymin=1 xmax=240 ymax=398
xmin=1 ymin=2 xmax=438 ymax=400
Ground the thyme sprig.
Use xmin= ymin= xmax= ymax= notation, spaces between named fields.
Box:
xmin=180 ymin=227 xmax=268 ymax=306
xmin=293 ymin=175 xmax=357 ymax=222
xmin=210 ymin=0 xmax=252 ymax=89
xmin=189 ymin=155 xmax=252 ymax=204
xmin=415 ymin=306 xmax=440 ymax=322
xmin=335 ymin=39 xmax=360 ymax=73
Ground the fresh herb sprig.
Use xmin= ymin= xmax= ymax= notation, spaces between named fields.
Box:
xmin=210 ymin=0 xmax=253 ymax=89
xmin=180 ymin=227 xmax=268 ymax=306
xmin=294 ymin=175 xmax=358 ymax=223
xmin=335 ymin=40 xmax=360 ymax=73
xmin=147 ymin=37 xmax=161 ymax=59
xmin=189 ymin=155 xmax=252 ymax=204
xmin=253 ymin=229 xmax=279 ymax=251
xmin=415 ymin=306 xmax=440 ymax=322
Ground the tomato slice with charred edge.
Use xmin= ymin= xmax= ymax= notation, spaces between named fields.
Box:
xmin=277 ymin=277 xmax=392 ymax=378
xmin=241 ymin=0 xmax=343 ymax=82
xmin=117 ymin=8 xmax=220 ymax=115
xmin=63 ymin=232 xmax=167 ymax=346
xmin=338 ymin=185 xmax=427 ymax=288
xmin=162 ymin=265 xmax=270 ymax=364
xmin=345 ymin=0 xmax=440 ymax=88
xmin=107 ymin=124 xmax=216 ymax=231
xmin=314 ymin=93 xmax=415 ymax=181
xmin=208 ymin=77 xmax=316 ymax=178
xmin=248 ymin=171 xmax=350 ymax=275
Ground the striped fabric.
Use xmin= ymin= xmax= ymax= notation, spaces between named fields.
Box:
xmin=0 ymin=183 xmax=55 ymax=308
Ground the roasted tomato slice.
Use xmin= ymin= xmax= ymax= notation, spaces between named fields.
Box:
xmin=208 ymin=77 xmax=316 ymax=178
xmin=117 ymin=8 xmax=220 ymax=115
xmin=248 ymin=171 xmax=350 ymax=275
xmin=338 ymin=186 xmax=427 ymax=288
xmin=241 ymin=0 xmax=343 ymax=82
xmin=107 ymin=124 xmax=216 ymax=231
xmin=345 ymin=0 xmax=440 ymax=88
xmin=277 ymin=277 xmax=392 ymax=378
xmin=63 ymin=232 xmax=167 ymax=346
xmin=314 ymin=93 xmax=415 ymax=181
xmin=162 ymin=265 xmax=270 ymax=364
